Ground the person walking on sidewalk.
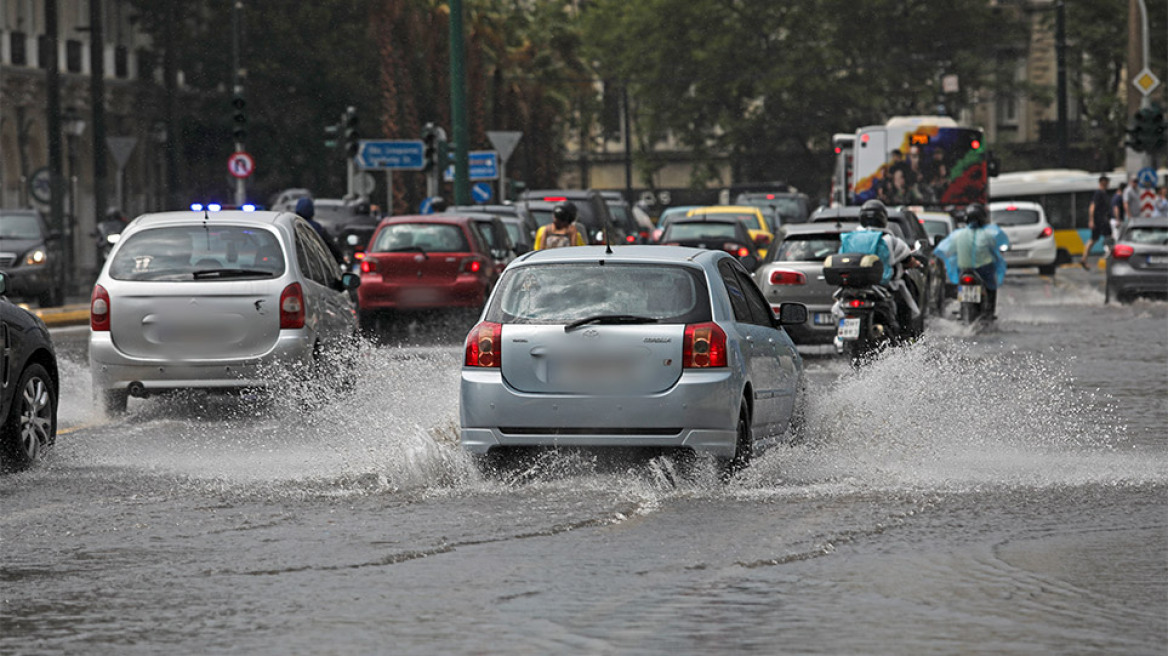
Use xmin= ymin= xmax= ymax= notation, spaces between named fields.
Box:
xmin=1081 ymin=175 xmax=1110 ymax=270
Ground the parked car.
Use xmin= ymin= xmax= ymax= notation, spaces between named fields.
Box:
xmin=810 ymin=205 xmax=943 ymax=319
xmin=460 ymin=245 xmax=807 ymax=476
xmin=754 ymin=222 xmax=858 ymax=345
xmin=0 ymin=272 xmax=58 ymax=472
xmin=447 ymin=204 xmax=538 ymax=251
xmin=89 ymin=210 xmax=360 ymax=414
xmin=518 ymin=189 xmax=627 ymax=245
xmin=735 ymin=191 xmax=811 ymax=225
xmin=651 ymin=205 xmax=700 ymax=242
xmin=988 ymin=200 xmax=1058 ymax=275
xmin=659 ymin=215 xmax=762 ymax=271
xmin=1106 ymin=216 xmax=1168 ymax=303
xmin=599 ymin=191 xmax=653 ymax=243
xmin=356 ymin=214 xmax=500 ymax=327
xmin=686 ymin=205 xmax=774 ymax=257
xmin=0 ymin=209 xmax=65 ymax=307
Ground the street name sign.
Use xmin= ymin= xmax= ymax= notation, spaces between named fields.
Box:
xmin=358 ymin=140 xmax=425 ymax=170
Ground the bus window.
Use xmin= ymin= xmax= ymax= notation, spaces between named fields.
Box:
xmin=1044 ymin=193 xmax=1074 ymax=229
xmin=1072 ymin=191 xmax=1096 ymax=229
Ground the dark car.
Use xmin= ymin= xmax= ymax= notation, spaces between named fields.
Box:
xmin=599 ymin=191 xmax=651 ymax=243
xmin=736 ymin=191 xmax=812 ymax=226
xmin=310 ymin=198 xmax=381 ymax=263
xmin=810 ymin=205 xmax=944 ymax=318
xmin=1106 ymin=216 xmax=1168 ymax=303
xmin=462 ymin=212 xmax=517 ymax=270
xmin=0 ymin=272 xmax=59 ymax=472
xmin=518 ymin=189 xmax=627 ymax=245
xmin=659 ymin=215 xmax=761 ymax=271
xmin=0 ymin=209 xmax=65 ymax=307
xmin=446 ymin=204 xmax=538 ymax=253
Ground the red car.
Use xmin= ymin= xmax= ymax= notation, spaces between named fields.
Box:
xmin=356 ymin=215 xmax=499 ymax=326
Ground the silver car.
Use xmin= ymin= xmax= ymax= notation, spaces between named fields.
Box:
xmin=460 ymin=245 xmax=807 ymax=474
xmin=1106 ymin=216 xmax=1168 ymax=303
xmin=89 ymin=210 xmax=360 ymax=413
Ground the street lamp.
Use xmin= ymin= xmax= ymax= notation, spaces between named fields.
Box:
xmin=62 ymin=107 xmax=86 ymax=301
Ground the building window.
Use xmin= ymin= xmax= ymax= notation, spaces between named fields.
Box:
xmin=10 ymin=32 xmax=27 ymax=66
xmin=37 ymin=34 xmax=51 ymax=69
xmin=115 ymin=45 xmax=128 ymax=78
xmin=66 ymin=39 xmax=83 ymax=73
xmin=137 ymin=47 xmax=155 ymax=81
xmin=997 ymin=93 xmax=1018 ymax=126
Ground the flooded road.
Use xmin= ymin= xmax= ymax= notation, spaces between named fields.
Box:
xmin=2 ymin=268 xmax=1165 ymax=654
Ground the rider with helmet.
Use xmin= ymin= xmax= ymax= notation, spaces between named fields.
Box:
xmin=95 ymin=207 xmax=130 ymax=262
xmin=933 ymin=203 xmax=1009 ymax=318
xmin=534 ymin=202 xmax=586 ymax=250
xmin=839 ymin=199 xmax=921 ymax=337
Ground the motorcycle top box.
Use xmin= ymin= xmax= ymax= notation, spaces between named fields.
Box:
xmin=823 ymin=253 xmax=883 ymax=287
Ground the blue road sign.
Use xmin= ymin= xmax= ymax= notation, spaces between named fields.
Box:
xmin=444 ymin=150 xmax=499 ymax=181
xmin=1137 ymin=167 xmax=1158 ymax=189
xmin=419 ymin=197 xmax=435 ymax=214
xmin=358 ymin=140 xmax=424 ymax=170
xmin=472 ymin=182 xmax=493 ymax=203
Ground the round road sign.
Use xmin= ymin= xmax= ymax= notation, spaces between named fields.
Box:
xmin=228 ymin=151 xmax=255 ymax=179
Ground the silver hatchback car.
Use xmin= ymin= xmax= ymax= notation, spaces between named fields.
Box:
xmin=89 ymin=210 xmax=360 ymax=413
xmin=460 ymin=245 xmax=807 ymax=474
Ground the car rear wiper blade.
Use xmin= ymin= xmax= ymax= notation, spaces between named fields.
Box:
xmin=192 ymin=268 xmax=273 ymax=279
xmin=388 ymin=245 xmax=428 ymax=258
xmin=564 ymin=314 xmax=658 ymax=332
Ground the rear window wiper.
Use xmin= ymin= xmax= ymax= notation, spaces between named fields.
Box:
xmin=388 ymin=245 xmax=428 ymax=258
xmin=564 ymin=314 xmax=659 ymax=332
xmin=192 ymin=268 xmax=274 ymax=279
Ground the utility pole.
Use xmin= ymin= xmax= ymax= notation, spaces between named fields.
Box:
xmin=1056 ymin=1 xmax=1068 ymax=168
xmin=1125 ymin=0 xmax=1153 ymax=173
xmin=449 ymin=0 xmax=469 ymax=205
xmin=45 ymin=0 xmax=66 ymax=300
xmin=90 ymin=0 xmax=108 ymax=222
xmin=232 ymin=0 xmax=246 ymax=206
xmin=622 ymin=83 xmax=633 ymax=202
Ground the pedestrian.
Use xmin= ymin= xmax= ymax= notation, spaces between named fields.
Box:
xmin=1122 ymin=175 xmax=1140 ymax=220
xmin=1154 ymin=186 xmax=1168 ymax=218
xmin=1109 ymin=184 xmax=1125 ymax=251
xmin=534 ymin=203 xmax=586 ymax=250
xmin=1080 ymin=175 xmax=1110 ymax=270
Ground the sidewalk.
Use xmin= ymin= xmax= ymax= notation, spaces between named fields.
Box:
xmin=24 ymin=293 xmax=92 ymax=328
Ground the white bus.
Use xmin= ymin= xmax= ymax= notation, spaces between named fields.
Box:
xmin=830 ymin=133 xmax=854 ymax=207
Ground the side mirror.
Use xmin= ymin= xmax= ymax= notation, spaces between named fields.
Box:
xmin=740 ymin=254 xmax=759 ymax=271
xmin=0 ymin=271 xmax=7 ymax=296
xmin=775 ymin=302 xmax=808 ymax=326
xmin=932 ymin=234 xmax=943 ymax=247
xmin=341 ymin=272 xmax=360 ymax=290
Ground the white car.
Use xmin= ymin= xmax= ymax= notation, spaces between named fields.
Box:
xmin=89 ymin=210 xmax=360 ymax=414
xmin=988 ymin=201 xmax=1058 ymax=275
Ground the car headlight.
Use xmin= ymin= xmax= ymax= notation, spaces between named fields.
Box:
xmin=25 ymin=249 xmax=46 ymax=265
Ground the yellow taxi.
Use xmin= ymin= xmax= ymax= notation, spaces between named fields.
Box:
xmin=686 ymin=206 xmax=774 ymax=257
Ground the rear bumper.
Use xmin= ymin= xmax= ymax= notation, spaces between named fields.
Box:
xmin=357 ymin=276 xmax=487 ymax=310
xmin=1108 ymin=262 xmax=1168 ymax=296
xmin=1003 ymin=237 xmax=1056 ymax=267
xmin=89 ymin=330 xmax=314 ymax=392
xmin=460 ymin=368 xmax=740 ymax=458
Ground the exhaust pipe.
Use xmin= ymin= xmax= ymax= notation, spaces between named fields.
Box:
xmin=127 ymin=381 xmax=148 ymax=398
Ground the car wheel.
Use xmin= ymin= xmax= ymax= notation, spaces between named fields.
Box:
xmin=720 ymin=400 xmax=753 ymax=480
xmin=0 ymin=363 xmax=57 ymax=472
xmin=1038 ymin=263 xmax=1057 ymax=276
xmin=101 ymin=389 xmax=128 ymax=416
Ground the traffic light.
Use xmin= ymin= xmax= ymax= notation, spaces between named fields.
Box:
xmin=231 ymin=94 xmax=246 ymax=143
xmin=324 ymin=124 xmax=339 ymax=149
xmin=343 ymin=106 xmax=359 ymax=158
xmin=422 ymin=122 xmax=437 ymax=173
xmin=1127 ymin=105 xmax=1167 ymax=153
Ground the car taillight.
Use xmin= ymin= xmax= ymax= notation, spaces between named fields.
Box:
xmin=626 ymin=234 xmax=636 ymax=243
xmin=460 ymin=257 xmax=484 ymax=274
xmin=90 ymin=284 xmax=110 ymax=331
xmin=724 ymin=243 xmax=749 ymax=257
xmin=280 ymin=283 xmax=305 ymax=329
xmin=354 ymin=251 xmax=366 ymax=260
xmin=465 ymin=321 xmax=502 ymax=367
xmin=847 ymin=298 xmax=873 ymax=309
xmin=1112 ymin=243 xmax=1134 ymax=259
xmin=360 ymin=258 xmax=377 ymax=273
xmin=737 ymin=247 xmax=750 ymax=257
xmin=769 ymin=269 xmax=806 ymax=285
xmin=683 ymin=322 xmax=727 ymax=368
xmin=959 ymin=273 xmax=976 ymax=285
xmin=1040 ymin=226 xmax=1053 ymax=238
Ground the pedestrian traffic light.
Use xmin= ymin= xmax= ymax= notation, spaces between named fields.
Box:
xmin=231 ymin=94 xmax=247 ymax=143
xmin=343 ymin=107 xmax=360 ymax=158
xmin=422 ymin=122 xmax=437 ymax=173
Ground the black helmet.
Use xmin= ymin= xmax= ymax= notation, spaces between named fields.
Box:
xmin=965 ymin=203 xmax=987 ymax=228
xmin=552 ymin=202 xmax=577 ymax=223
xmin=858 ymin=199 xmax=888 ymax=229
xmin=106 ymin=206 xmax=125 ymax=222
xmin=431 ymin=196 xmax=447 ymax=213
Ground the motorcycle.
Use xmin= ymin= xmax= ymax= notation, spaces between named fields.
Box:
xmin=93 ymin=219 xmax=127 ymax=263
xmin=956 ymin=268 xmax=993 ymax=324
xmin=824 ymin=252 xmax=901 ymax=364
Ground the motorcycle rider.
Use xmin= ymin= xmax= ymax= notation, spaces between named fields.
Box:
xmin=837 ymin=199 xmax=921 ymax=338
xmin=933 ymin=202 xmax=1009 ymax=318
xmin=95 ymin=207 xmax=130 ymax=261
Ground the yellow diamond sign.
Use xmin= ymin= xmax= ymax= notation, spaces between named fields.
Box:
xmin=1133 ymin=68 xmax=1160 ymax=96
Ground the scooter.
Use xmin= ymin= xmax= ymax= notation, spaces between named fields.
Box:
xmin=93 ymin=219 xmax=126 ymax=263
xmin=824 ymin=252 xmax=901 ymax=364
xmin=956 ymin=268 xmax=993 ymax=324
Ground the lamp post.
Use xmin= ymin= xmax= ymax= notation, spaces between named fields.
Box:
xmin=62 ymin=108 xmax=86 ymax=300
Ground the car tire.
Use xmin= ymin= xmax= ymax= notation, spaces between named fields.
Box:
xmin=720 ymin=400 xmax=753 ymax=480
xmin=101 ymin=389 xmax=128 ymax=415
xmin=1038 ymin=263 xmax=1057 ymax=276
xmin=0 ymin=363 xmax=57 ymax=472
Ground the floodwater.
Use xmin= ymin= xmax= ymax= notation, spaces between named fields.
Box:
xmin=2 ymin=268 xmax=1164 ymax=655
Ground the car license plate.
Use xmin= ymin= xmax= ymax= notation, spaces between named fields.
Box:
xmin=400 ymin=287 xmax=439 ymax=303
xmin=554 ymin=358 xmax=634 ymax=386
xmin=1148 ymin=255 xmax=1168 ymax=266
xmin=813 ymin=312 xmax=834 ymax=326
xmin=837 ymin=317 xmax=860 ymax=340
xmin=958 ymin=285 xmax=982 ymax=303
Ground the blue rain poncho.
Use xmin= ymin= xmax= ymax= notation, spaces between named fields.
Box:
xmin=839 ymin=228 xmax=893 ymax=284
xmin=934 ymin=224 xmax=1010 ymax=288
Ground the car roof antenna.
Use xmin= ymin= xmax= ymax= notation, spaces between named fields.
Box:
xmin=601 ymin=206 xmax=613 ymax=255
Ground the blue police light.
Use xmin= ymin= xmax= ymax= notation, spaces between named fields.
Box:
xmin=242 ymin=203 xmax=257 ymax=212
xmin=190 ymin=203 xmax=204 ymax=211
xmin=208 ymin=203 xmax=222 ymax=212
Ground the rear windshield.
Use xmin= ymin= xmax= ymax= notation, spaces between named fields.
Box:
xmin=485 ymin=263 xmax=711 ymax=325
xmin=920 ymin=219 xmax=950 ymax=240
xmin=503 ymin=222 xmax=522 ymax=245
xmin=771 ymin=235 xmax=841 ymax=262
xmin=0 ymin=213 xmax=44 ymax=239
xmin=109 ymin=225 xmax=285 ymax=281
xmin=663 ymin=222 xmax=739 ymax=241
xmin=370 ymin=223 xmax=469 ymax=253
xmin=992 ymin=209 xmax=1040 ymax=226
xmin=1124 ymin=226 xmax=1168 ymax=245
xmin=694 ymin=212 xmax=760 ymax=230
xmin=530 ymin=208 xmax=555 ymax=227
